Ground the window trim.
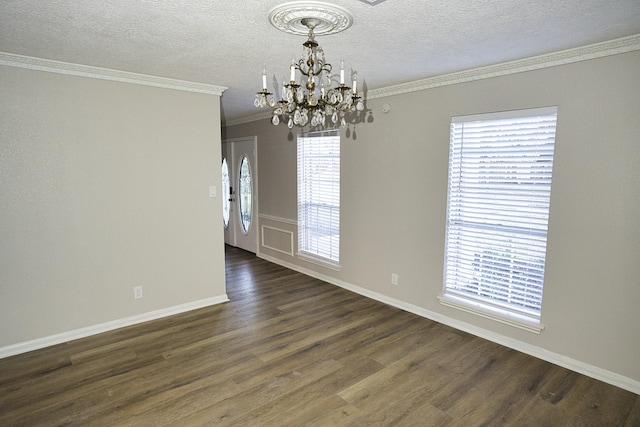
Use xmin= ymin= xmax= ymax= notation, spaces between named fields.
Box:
xmin=296 ymin=129 xmax=341 ymax=269
xmin=296 ymin=250 xmax=341 ymax=270
xmin=440 ymin=106 xmax=557 ymax=333
xmin=438 ymin=294 xmax=545 ymax=333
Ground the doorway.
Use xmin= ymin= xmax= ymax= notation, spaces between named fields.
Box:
xmin=222 ymin=136 xmax=258 ymax=253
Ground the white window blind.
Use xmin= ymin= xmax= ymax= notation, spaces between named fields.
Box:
xmin=297 ymin=130 xmax=340 ymax=265
xmin=442 ymin=107 xmax=557 ymax=328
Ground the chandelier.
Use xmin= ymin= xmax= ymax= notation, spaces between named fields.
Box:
xmin=255 ymin=2 xmax=364 ymax=129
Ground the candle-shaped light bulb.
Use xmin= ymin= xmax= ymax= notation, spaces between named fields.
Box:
xmin=352 ymin=71 xmax=357 ymax=93
xmin=290 ymin=59 xmax=296 ymax=82
xmin=340 ymin=58 xmax=345 ymax=85
xmin=262 ymin=64 xmax=267 ymax=90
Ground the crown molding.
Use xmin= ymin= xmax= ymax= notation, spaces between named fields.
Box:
xmin=0 ymin=52 xmax=227 ymax=96
xmin=225 ymin=33 xmax=640 ymax=127
xmin=225 ymin=110 xmax=274 ymax=127
xmin=367 ymin=34 xmax=640 ymax=100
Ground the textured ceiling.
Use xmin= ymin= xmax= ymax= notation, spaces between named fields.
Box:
xmin=1 ymin=0 xmax=639 ymax=124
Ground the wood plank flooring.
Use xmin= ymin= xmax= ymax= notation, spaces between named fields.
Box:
xmin=1 ymin=245 xmax=638 ymax=426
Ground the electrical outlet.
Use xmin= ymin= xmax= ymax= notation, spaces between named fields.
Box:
xmin=134 ymin=286 xmax=143 ymax=299
xmin=391 ymin=273 xmax=399 ymax=286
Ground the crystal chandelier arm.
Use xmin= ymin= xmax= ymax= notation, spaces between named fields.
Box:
xmin=297 ymin=55 xmax=330 ymax=79
xmin=296 ymin=58 xmax=308 ymax=75
xmin=319 ymin=62 xmax=331 ymax=76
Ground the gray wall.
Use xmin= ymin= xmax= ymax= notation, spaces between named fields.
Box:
xmin=0 ymin=66 xmax=227 ymax=348
xmin=225 ymin=51 xmax=640 ymax=387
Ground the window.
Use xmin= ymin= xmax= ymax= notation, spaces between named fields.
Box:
xmin=221 ymin=158 xmax=230 ymax=228
xmin=441 ymin=107 xmax=558 ymax=332
xmin=238 ymin=155 xmax=253 ymax=234
xmin=297 ymin=130 xmax=340 ymax=267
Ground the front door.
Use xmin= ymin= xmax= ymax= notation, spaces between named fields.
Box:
xmin=222 ymin=137 xmax=258 ymax=253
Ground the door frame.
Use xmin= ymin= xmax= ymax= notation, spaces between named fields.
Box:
xmin=222 ymin=136 xmax=258 ymax=253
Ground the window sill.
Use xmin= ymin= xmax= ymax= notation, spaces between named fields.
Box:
xmin=438 ymin=294 xmax=544 ymax=334
xmin=296 ymin=252 xmax=341 ymax=271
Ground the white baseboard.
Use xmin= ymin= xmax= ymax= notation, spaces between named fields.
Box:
xmin=257 ymin=252 xmax=640 ymax=395
xmin=0 ymin=294 xmax=229 ymax=359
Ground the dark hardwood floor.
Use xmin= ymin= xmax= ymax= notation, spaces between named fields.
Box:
xmin=1 ymin=245 xmax=638 ymax=426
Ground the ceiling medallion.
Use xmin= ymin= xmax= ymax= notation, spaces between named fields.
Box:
xmin=268 ymin=1 xmax=353 ymax=36
xmin=256 ymin=1 xmax=363 ymax=129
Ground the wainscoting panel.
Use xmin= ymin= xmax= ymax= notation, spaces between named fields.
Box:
xmin=261 ymin=225 xmax=294 ymax=256
xmin=259 ymin=214 xmax=296 ymax=258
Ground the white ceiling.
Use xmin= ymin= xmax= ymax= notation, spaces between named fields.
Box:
xmin=1 ymin=1 xmax=639 ymax=125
